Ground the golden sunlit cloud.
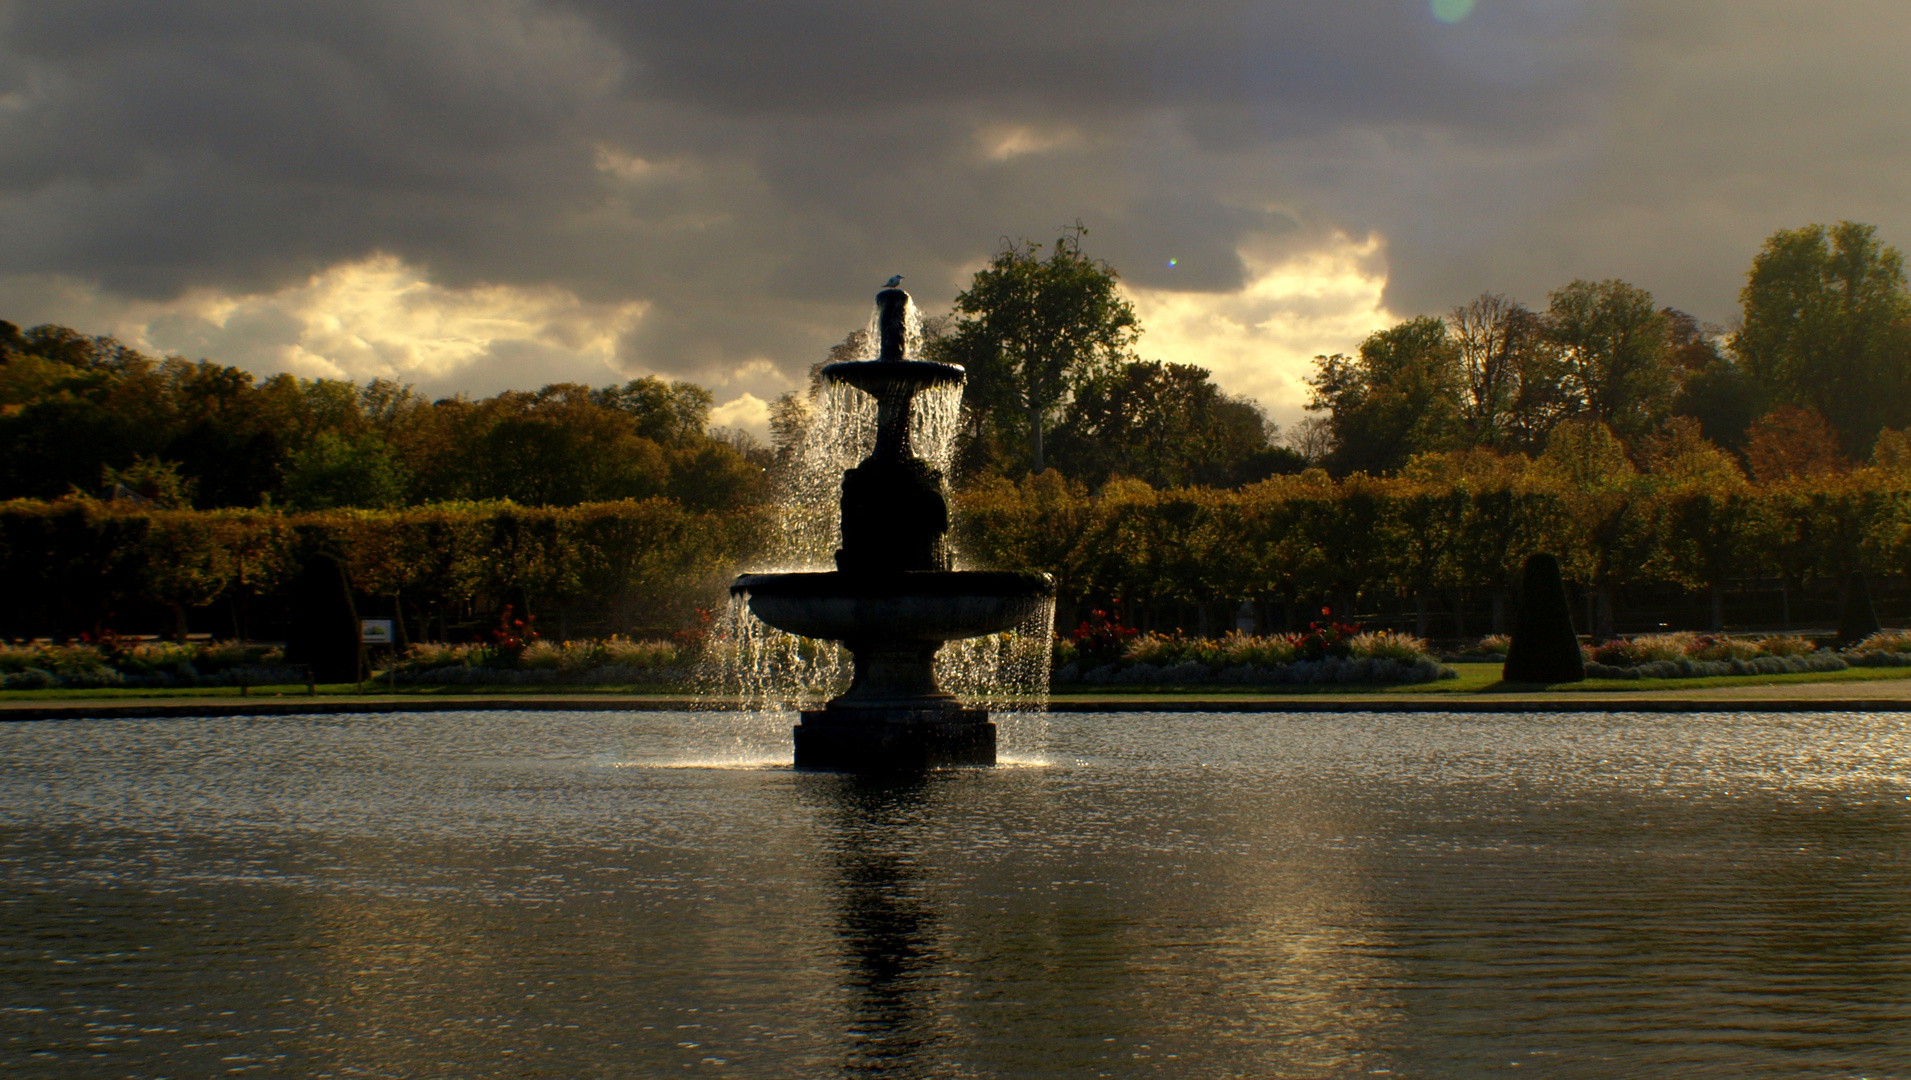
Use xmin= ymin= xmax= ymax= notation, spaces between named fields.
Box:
xmin=1123 ymin=231 xmax=1395 ymax=433
xmin=1 ymin=254 xmax=649 ymax=386
xmin=975 ymin=123 xmax=1084 ymax=162
xmin=592 ymin=143 xmax=693 ymax=181
xmin=709 ymin=391 xmax=772 ymax=435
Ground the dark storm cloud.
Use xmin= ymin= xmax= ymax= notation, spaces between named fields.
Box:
xmin=579 ymin=0 xmax=1606 ymax=129
xmin=0 ymin=0 xmax=617 ymax=292
xmin=1 ymin=0 xmax=1908 ymax=404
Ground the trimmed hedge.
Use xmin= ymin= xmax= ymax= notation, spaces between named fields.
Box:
xmin=0 ymin=498 xmax=768 ymax=641
xmin=7 ymin=462 xmax=1911 ymax=645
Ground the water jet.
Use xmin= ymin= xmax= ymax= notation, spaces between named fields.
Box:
xmin=730 ymin=284 xmax=1053 ymax=770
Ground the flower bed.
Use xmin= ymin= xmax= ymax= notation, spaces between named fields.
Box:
xmin=1579 ymin=632 xmax=1834 ymax=679
xmin=389 ymin=637 xmax=691 ymax=686
xmin=1440 ymin=634 xmax=1511 ymax=663
xmin=1844 ymin=629 xmax=1911 ymax=668
xmin=0 ymin=640 xmax=303 ymax=689
xmin=1053 ymin=624 xmax=1457 ymax=687
xmin=1437 ymin=628 xmax=1911 ymax=680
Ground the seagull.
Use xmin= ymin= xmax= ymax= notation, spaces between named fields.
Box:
xmin=883 ymin=274 xmax=904 ymax=288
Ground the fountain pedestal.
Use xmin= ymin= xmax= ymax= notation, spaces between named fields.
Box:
xmin=794 ymin=633 xmax=994 ymax=769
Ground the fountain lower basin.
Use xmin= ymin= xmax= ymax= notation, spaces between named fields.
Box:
xmin=732 ymin=571 xmax=1051 ymax=642
xmin=731 ymin=570 xmax=1053 ymax=770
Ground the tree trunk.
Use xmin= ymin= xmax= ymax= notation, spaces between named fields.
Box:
xmin=1490 ymin=589 xmax=1506 ymax=636
xmin=1780 ymin=578 xmax=1792 ymax=632
xmin=171 ymin=603 xmax=189 ymax=642
xmin=1452 ymin=588 xmax=1467 ymax=639
xmin=1028 ymin=404 xmax=1045 ymax=473
xmin=1595 ymin=584 xmax=1615 ymax=641
xmin=1414 ymin=591 xmax=1429 ymax=638
xmin=1709 ymin=582 xmax=1724 ymax=633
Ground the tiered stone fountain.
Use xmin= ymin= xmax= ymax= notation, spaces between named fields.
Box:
xmin=731 ymin=285 xmax=1053 ymax=770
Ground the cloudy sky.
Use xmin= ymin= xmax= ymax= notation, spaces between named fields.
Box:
xmin=2 ymin=0 xmax=1907 ymax=437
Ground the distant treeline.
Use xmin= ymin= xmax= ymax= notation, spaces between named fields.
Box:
xmin=10 ymin=220 xmax=1900 ymax=514
xmin=0 ymin=321 xmax=769 ymax=511
xmin=1302 ymin=222 xmax=1911 ymax=477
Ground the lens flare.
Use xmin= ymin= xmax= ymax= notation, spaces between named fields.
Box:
xmin=1167 ymin=258 xmax=1179 ymax=268
xmin=1431 ymin=0 xmax=1475 ymax=23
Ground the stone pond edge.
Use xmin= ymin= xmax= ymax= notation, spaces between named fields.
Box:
xmin=7 ymin=693 xmax=1911 ymax=722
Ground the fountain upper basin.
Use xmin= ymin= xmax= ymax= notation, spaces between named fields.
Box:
xmin=820 ymin=359 xmax=965 ymax=396
xmin=732 ymin=570 xmax=1052 ymax=643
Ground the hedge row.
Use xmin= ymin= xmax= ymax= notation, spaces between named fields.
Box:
xmin=0 ymin=498 xmax=768 ymax=641
xmin=953 ymin=469 xmax=1911 ymax=630
xmin=5 ymin=466 xmax=1911 ymax=642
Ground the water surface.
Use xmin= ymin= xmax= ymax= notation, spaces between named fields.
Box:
xmin=2 ymin=709 xmax=1908 ymax=1078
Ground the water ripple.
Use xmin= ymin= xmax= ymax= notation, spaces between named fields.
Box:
xmin=1 ymin=709 xmax=1907 ymax=1077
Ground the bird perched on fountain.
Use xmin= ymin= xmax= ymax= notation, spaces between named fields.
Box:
xmin=883 ymin=275 xmax=903 ymax=288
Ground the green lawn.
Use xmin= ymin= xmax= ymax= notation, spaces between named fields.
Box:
xmin=6 ymin=663 xmax=1911 ymax=705
xmin=1046 ymin=662 xmax=1911 ymax=697
xmin=0 ymin=681 xmax=689 ymax=702
xmin=1552 ymin=665 xmax=1911 ymax=693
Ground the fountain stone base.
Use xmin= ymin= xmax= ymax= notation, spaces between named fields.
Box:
xmin=794 ymin=707 xmax=995 ymax=771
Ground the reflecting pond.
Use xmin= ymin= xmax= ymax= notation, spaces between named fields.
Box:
xmin=3 ymin=709 xmax=1909 ymax=1078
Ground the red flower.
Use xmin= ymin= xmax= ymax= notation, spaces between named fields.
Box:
xmin=1072 ymin=609 xmax=1139 ymax=666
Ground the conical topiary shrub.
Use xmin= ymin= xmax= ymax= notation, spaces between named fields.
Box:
xmin=1838 ymin=571 xmax=1880 ymax=646
xmin=1502 ymin=553 xmax=1585 ymax=683
xmin=283 ymin=554 xmax=363 ymax=684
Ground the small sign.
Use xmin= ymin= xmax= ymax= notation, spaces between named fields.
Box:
xmin=360 ymin=619 xmax=394 ymax=645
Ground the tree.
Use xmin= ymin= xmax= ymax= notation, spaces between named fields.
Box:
xmin=1448 ymin=293 xmax=1559 ymax=450
xmin=1663 ymin=306 xmax=1763 ymax=453
xmin=1643 ymin=416 xmax=1749 ymax=632
xmin=1736 ymin=221 xmax=1911 ymax=457
xmin=1743 ymin=406 xmax=1844 ymax=483
xmin=1545 ymin=279 xmax=1676 ymax=441
xmin=1672 ymin=359 xmax=1764 ymax=455
xmin=1536 ymin=420 xmax=1647 ymax=640
xmin=1047 ymin=361 xmax=1298 ymax=488
xmin=454 ymin=386 xmax=672 ymax=506
xmin=1288 ymin=415 xmax=1336 ymax=465
xmin=1872 ymin=428 xmax=1911 ymax=473
xmin=1306 ymin=316 xmax=1463 ymax=475
xmin=954 ymin=470 xmax=1098 ymax=623
xmin=1635 ymin=416 xmax=1745 ymax=488
xmin=1535 ymin=419 xmax=1636 ymax=494
xmin=935 ymin=226 xmax=1140 ymax=473
xmin=593 ymin=377 xmax=715 ymax=447
xmin=280 ymin=431 xmax=408 ymax=510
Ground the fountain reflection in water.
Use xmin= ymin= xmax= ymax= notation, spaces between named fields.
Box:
xmin=700 ymin=290 xmax=1052 ymax=762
